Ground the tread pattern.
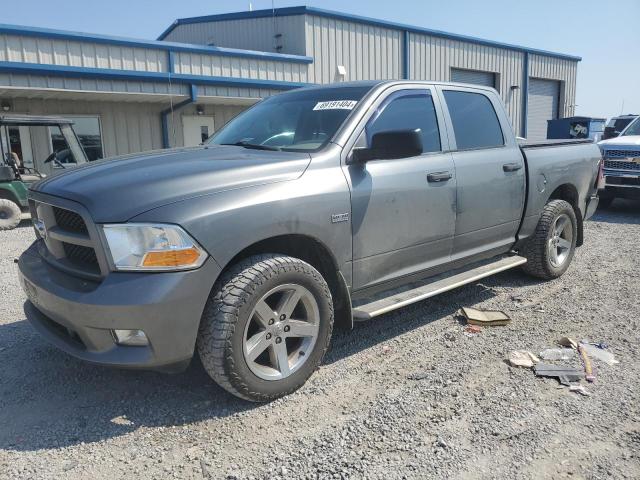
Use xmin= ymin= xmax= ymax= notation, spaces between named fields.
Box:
xmin=521 ymin=199 xmax=577 ymax=280
xmin=0 ymin=199 xmax=21 ymax=231
xmin=197 ymin=254 xmax=334 ymax=402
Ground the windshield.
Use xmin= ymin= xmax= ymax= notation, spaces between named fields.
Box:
xmin=208 ymin=86 xmax=374 ymax=152
xmin=622 ymin=117 xmax=640 ymax=136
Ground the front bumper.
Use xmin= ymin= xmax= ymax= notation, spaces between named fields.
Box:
xmin=19 ymin=240 xmax=221 ymax=372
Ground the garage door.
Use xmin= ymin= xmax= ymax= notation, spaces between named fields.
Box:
xmin=451 ymin=68 xmax=496 ymax=88
xmin=527 ymin=78 xmax=560 ymax=140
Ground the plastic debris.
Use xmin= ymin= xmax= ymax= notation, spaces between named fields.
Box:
xmin=558 ymin=337 xmax=578 ymax=350
xmin=539 ymin=348 xmax=575 ymax=361
xmin=533 ymin=364 xmax=583 ymax=386
xmin=569 ymin=384 xmax=590 ymax=396
xmin=579 ymin=342 xmax=618 ymax=365
xmin=460 ymin=307 xmax=511 ymax=326
xmin=464 ymin=325 xmax=482 ymax=336
xmin=382 ymin=345 xmax=392 ymax=354
xmin=506 ymin=350 xmax=540 ymax=368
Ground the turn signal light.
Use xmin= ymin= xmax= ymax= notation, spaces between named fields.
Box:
xmin=142 ymin=247 xmax=202 ymax=268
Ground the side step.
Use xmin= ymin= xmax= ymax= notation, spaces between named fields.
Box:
xmin=352 ymin=255 xmax=527 ymax=321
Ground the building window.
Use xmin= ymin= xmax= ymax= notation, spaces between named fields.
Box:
xmin=50 ymin=116 xmax=103 ymax=161
xmin=443 ymin=90 xmax=504 ymax=150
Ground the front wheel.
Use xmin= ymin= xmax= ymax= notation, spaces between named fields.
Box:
xmin=0 ymin=199 xmax=22 ymax=231
xmin=197 ymin=254 xmax=334 ymax=402
xmin=521 ymin=199 xmax=577 ymax=280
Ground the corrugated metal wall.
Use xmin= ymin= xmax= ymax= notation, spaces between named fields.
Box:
xmin=162 ymin=16 xmax=307 ymax=56
xmin=173 ymin=51 xmax=308 ymax=83
xmin=0 ymin=34 xmax=167 ymax=71
xmin=303 ymin=15 xmax=402 ymax=84
xmin=529 ymin=53 xmax=577 ymax=118
xmin=409 ymin=33 xmax=525 ymax=135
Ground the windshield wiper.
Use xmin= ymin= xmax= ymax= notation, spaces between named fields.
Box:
xmin=221 ymin=141 xmax=281 ymax=151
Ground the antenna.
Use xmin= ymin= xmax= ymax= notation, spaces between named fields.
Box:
xmin=620 ymin=99 xmax=625 ymax=115
xmin=249 ymin=2 xmax=253 ymax=11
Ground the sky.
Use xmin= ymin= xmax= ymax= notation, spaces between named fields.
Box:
xmin=2 ymin=0 xmax=638 ymax=119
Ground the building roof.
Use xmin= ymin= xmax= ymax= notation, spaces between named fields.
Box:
xmin=157 ymin=5 xmax=582 ymax=62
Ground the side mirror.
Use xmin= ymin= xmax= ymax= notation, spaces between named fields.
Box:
xmin=351 ymin=129 xmax=423 ymax=163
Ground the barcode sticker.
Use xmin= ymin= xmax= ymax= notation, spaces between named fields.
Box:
xmin=313 ymin=100 xmax=358 ymax=111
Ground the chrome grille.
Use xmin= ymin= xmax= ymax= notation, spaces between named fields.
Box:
xmin=604 ymin=160 xmax=640 ymax=171
xmin=603 ymin=150 xmax=640 ymax=159
xmin=53 ymin=207 xmax=88 ymax=234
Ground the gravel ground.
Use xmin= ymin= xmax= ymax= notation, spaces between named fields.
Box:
xmin=1 ymin=203 xmax=639 ymax=480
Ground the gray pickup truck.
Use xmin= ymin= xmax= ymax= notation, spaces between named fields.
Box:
xmin=18 ymin=81 xmax=601 ymax=401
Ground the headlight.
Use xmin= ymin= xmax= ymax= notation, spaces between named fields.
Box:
xmin=102 ymin=223 xmax=207 ymax=271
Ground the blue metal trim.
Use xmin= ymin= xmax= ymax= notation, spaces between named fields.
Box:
xmin=521 ymin=52 xmax=529 ymax=138
xmin=0 ymin=61 xmax=309 ymax=90
xmin=0 ymin=24 xmax=313 ymax=64
xmin=160 ymin=84 xmax=199 ymax=148
xmin=159 ymin=6 xmax=581 ymax=62
xmin=167 ymin=51 xmax=176 ymax=74
xmin=402 ymin=30 xmax=410 ymax=80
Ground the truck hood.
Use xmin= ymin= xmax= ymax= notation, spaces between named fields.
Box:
xmin=598 ymin=135 xmax=640 ymax=147
xmin=31 ymin=145 xmax=311 ymax=222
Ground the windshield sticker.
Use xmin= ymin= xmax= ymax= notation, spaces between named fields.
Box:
xmin=313 ymin=100 xmax=358 ymax=111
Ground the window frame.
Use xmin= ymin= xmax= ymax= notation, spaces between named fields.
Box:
xmin=344 ymin=84 xmax=450 ymax=165
xmin=435 ymin=85 xmax=511 ymax=152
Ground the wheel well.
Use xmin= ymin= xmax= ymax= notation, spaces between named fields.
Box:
xmin=548 ymin=184 xmax=583 ymax=246
xmin=224 ymin=235 xmax=352 ymax=329
xmin=0 ymin=188 xmax=19 ymax=205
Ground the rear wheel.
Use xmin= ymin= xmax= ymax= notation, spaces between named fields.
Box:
xmin=521 ymin=199 xmax=577 ymax=280
xmin=0 ymin=198 xmax=21 ymax=231
xmin=197 ymin=254 xmax=334 ymax=402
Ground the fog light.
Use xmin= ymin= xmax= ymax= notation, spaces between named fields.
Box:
xmin=112 ymin=329 xmax=148 ymax=346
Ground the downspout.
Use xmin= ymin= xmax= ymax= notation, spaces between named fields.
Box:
xmin=402 ymin=30 xmax=410 ymax=80
xmin=521 ymin=51 xmax=529 ymax=138
xmin=161 ymin=84 xmax=198 ymax=149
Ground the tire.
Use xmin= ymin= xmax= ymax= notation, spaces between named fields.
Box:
xmin=521 ymin=199 xmax=577 ymax=280
xmin=197 ymin=254 xmax=334 ymax=402
xmin=0 ymin=198 xmax=21 ymax=231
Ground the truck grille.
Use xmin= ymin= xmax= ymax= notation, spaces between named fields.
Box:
xmin=604 ymin=160 xmax=640 ymax=171
xmin=603 ymin=150 xmax=640 ymax=159
xmin=53 ymin=207 xmax=88 ymax=234
xmin=31 ymin=198 xmax=106 ymax=280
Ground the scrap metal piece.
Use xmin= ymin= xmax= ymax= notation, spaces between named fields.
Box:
xmin=533 ymin=363 xmax=583 ymax=386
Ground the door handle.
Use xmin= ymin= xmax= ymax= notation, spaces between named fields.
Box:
xmin=427 ymin=171 xmax=452 ymax=183
xmin=503 ymin=163 xmax=522 ymax=172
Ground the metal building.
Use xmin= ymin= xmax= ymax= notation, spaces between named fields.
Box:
xmin=0 ymin=6 xmax=580 ymax=172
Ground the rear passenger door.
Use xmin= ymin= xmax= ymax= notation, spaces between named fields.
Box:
xmin=437 ymin=87 xmax=525 ymax=260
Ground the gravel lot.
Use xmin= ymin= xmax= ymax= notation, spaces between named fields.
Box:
xmin=1 ymin=202 xmax=639 ymax=480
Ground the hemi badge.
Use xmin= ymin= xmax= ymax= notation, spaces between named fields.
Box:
xmin=331 ymin=213 xmax=350 ymax=223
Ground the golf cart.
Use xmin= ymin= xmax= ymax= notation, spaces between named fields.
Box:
xmin=0 ymin=115 xmax=88 ymax=230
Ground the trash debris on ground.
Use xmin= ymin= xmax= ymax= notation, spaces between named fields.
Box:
xmin=382 ymin=345 xmax=392 ymax=354
xmin=460 ymin=307 xmax=511 ymax=326
xmin=539 ymin=348 xmax=575 ymax=361
xmin=533 ymin=364 xmax=583 ymax=386
xmin=506 ymin=350 xmax=540 ymax=368
xmin=463 ymin=325 xmax=482 ymax=336
xmin=407 ymin=371 xmax=431 ymax=381
xmin=582 ymin=340 xmax=609 ymax=350
xmin=558 ymin=337 xmax=578 ymax=349
xmin=579 ymin=342 xmax=619 ymax=365
xmin=569 ymin=384 xmax=591 ymax=396
xmin=578 ymin=344 xmax=596 ymax=382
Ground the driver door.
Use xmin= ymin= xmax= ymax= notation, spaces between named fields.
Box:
xmin=342 ymin=87 xmax=457 ymax=291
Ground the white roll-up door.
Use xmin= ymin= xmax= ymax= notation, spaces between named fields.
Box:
xmin=451 ymin=68 xmax=496 ymax=88
xmin=527 ymin=78 xmax=560 ymax=140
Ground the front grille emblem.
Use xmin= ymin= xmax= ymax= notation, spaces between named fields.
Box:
xmin=34 ymin=218 xmax=47 ymax=239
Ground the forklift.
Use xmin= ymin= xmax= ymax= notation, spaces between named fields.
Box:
xmin=0 ymin=115 xmax=88 ymax=230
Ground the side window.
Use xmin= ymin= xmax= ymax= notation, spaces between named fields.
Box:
xmin=367 ymin=91 xmax=441 ymax=153
xmin=443 ymin=90 xmax=504 ymax=150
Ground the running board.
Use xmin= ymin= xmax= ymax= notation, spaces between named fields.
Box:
xmin=352 ymin=255 xmax=527 ymax=321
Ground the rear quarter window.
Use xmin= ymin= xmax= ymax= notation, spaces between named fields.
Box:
xmin=443 ymin=90 xmax=504 ymax=150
